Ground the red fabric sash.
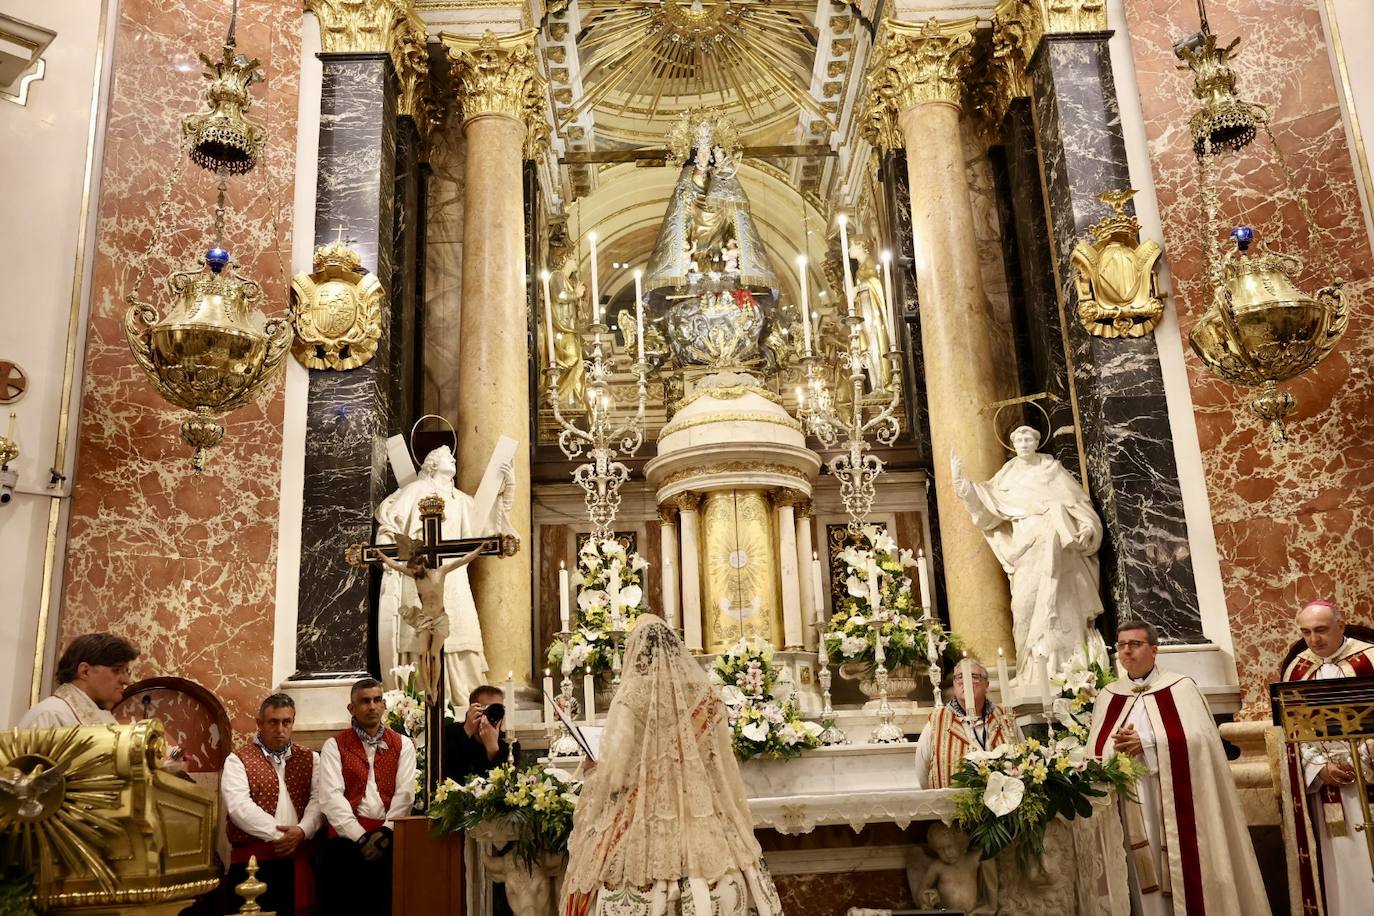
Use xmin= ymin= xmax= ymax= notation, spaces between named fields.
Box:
xmin=1289 ymin=656 xmax=1316 ymax=681
xmin=1284 ymin=743 xmax=1327 ymax=916
xmin=327 ymin=815 xmax=385 ymax=841
xmin=1350 ymin=652 xmax=1374 ymax=676
xmin=1155 ymin=687 xmax=1205 ymax=915
xmin=230 ymin=840 xmax=317 ymax=916
xmin=1094 ymin=692 xmax=1129 ymax=758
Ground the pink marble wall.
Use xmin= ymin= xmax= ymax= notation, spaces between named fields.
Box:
xmin=59 ymin=0 xmax=299 ymax=734
xmin=1125 ymin=0 xmax=1374 ymax=716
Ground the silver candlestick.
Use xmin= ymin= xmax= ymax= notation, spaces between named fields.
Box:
xmin=922 ymin=614 xmax=944 ymax=710
xmin=609 ymin=628 xmax=626 ymax=689
xmin=549 ymin=630 xmax=582 ymax=757
xmin=870 ymin=627 xmax=906 ymax=744
xmin=812 ymin=622 xmax=848 ymax=745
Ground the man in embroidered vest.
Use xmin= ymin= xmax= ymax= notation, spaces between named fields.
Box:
xmin=17 ymin=633 xmax=138 ymax=727
xmin=914 ymin=657 xmax=1021 ymax=788
xmin=1277 ymin=599 xmax=1374 ymax=916
xmin=221 ymin=693 xmax=321 ymax=916
xmin=1089 ymin=619 xmax=1269 ymax=916
xmin=319 ymin=677 xmax=416 ymax=915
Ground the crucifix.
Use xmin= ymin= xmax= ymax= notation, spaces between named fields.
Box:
xmin=346 ymin=495 xmax=519 ymax=799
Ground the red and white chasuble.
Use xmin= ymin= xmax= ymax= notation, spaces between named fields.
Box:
xmin=1278 ymin=637 xmax=1374 ymax=916
xmin=914 ymin=703 xmax=1021 ymax=789
xmin=1088 ymin=669 xmax=1269 ymax=916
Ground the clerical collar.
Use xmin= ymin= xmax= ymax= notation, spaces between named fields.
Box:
xmin=1320 ymin=638 xmax=1348 ymax=664
xmin=1129 ymin=668 xmax=1157 ymax=688
xmin=352 ymin=719 xmax=389 ymax=750
xmin=255 ymin=735 xmax=292 ymax=764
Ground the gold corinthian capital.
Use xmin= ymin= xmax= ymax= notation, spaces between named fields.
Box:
xmin=441 ymin=29 xmax=548 ymax=139
xmin=306 ymin=0 xmax=434 ymax=133
xmin=865 ymin=16 xmax=979 ymax=136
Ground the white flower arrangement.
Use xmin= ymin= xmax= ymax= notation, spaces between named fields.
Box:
xmin=548 ymin=538 xmax=650 ymax=675
xmin=1049 ymin=650 xmax=1116 ymax=740
xmin=821 ymin=525 xmax=959 ymax=669
xmin=429 ymin=763 xmax=581 ymax=867
xmin=713 ymin=638 xmax=822 ymax=760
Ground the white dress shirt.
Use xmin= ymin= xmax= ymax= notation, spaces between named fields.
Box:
xmin=220 ymin=744 xmax=324 ymax=842
xmin=319 ymin=730 xmax=417 ymax=841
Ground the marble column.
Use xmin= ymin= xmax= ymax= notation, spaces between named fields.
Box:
xmin=774 ymin=491 xmax=803 ymax=650
xmin=869 ymin=18 xmax=1014 ymax=664
xmin=675 ymin=493 xmax=704 ymax=653
xmin=795 ymin=500 xmax=817 ymax=651
xmin=443 ymin=30 xmax=547 ymax=683
xmin=1027 ymin=26 xmax=1203 ymax=641
xmin=294 ymin=52 xmax=398 ymax=678
xmin=658 ymin=506 xmax=680 ymax=630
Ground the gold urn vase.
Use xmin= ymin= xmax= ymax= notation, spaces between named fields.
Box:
xmin=124 ymin=247 xmax=291 ymax=471
xmin=1188 ymin=228 xmax=1348 ymax=441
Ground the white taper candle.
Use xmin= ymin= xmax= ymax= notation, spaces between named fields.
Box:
xmin=540 ymin=269 xmax=555 ymax=368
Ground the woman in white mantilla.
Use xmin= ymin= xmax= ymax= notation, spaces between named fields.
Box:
xmin=561 ymin=614 xmax=781 ymax=916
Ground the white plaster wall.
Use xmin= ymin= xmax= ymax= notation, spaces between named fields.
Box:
xmin=271 ymin=11 xmax=321 ymax=689
xmin=1107 ymin=0 xmax=1238 ymax=691
xmin=1323 ymin=0 xmax=1374 ymax=252
xmin=0 ymin=0 xmax=116 ymax=725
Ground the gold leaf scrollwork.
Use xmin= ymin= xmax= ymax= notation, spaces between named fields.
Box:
xmin=1069 ymin=189 xmax=1167 ymax=339
xmin=441 ymin=28 xmax=549 ymax=147
xmin=865 ymin=17 xmax=979 ymax=132
xmin=289 ymin=238 xmax=385 ymax=370
xmin=306 ymin=0 xmax=437 ymax=144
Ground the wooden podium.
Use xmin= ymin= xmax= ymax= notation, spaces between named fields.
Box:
xmin=392 ymin=815 xmax=466 ymax=916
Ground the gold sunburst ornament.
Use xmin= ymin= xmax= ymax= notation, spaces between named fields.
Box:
xmin=567 ymin=0 xmax=825 ymax=133
xmin=0 ymin=728 xmax=124 ymax=900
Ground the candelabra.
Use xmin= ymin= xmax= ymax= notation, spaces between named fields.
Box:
xmin=869 ymin=627 xmax=907 ymax=744
xmin=549 ymin=632 xmax=583 ymax=758
xmin=608 ymin=628 xmax=627 ymax=689
xmin=542 ymin=247 xmax=650 ymax=535
xmin=794 ymin=239 xmax=903 ymax=531
xmin=922 ymin=614 xmax=944 ymax=710
xmin=812 ymin=623 xmax=848 ymax=745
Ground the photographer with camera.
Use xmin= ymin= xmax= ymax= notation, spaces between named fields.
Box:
xmin=443 ymin=684 xmax=519 ymax=783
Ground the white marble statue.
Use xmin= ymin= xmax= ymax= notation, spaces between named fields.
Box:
xmin=950 ymin=426 xmax=1107 ymax=679
xmin=376 ymin=445 xmax=515 ymax=706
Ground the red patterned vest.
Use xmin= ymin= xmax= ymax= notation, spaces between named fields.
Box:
xmin=925 ymin=704 xmax=1020 ymax=789
xmin=335 ymin=726 xmax=402 ymax=815
xmin=226 ymin=742 xmax=314 ymax=847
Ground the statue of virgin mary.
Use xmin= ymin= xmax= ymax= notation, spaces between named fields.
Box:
xmin=561 ymin=615 xmax=782 ymax=916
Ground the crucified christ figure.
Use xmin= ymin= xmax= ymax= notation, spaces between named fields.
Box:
xmin=374 ymin=533 xmax=486 ymax=703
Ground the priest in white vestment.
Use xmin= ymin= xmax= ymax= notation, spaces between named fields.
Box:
xmin=1279 ymin=599 xmax=1374 ymax=916
xmin=18 ymin=633 xmax=139 ymax=727
xmin=1089 ymin=619 xmax=1269 ymax=916
xmin=375 ymin=445 xmax=513 ymax=706
xmin=951 ymin=426 xmax=1107 ymax=680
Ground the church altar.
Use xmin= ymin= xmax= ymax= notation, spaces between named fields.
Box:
xmin=458 ymin=743 xmax=1132 ymax=916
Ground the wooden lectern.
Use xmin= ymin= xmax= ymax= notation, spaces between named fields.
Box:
xmin=392 ymin=815 xmax=466 ymax=916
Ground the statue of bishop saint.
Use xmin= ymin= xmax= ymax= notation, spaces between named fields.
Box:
xmin=951 ymin=426 xmax=1107 ymax=680
xmin=375 ymin=445 xmax=515 ymax=706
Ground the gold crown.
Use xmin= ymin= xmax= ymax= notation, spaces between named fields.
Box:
xmin=312 ymin=238 xmax=363 ymax=274
xmin=1087 ymin=188 xmax=1143 ymax=245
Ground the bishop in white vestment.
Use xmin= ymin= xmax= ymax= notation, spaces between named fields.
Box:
xmin=1089 ymin=621 xmax=1269 ymax=916
xmin=1278 ymin=600 xmax=1374 ymax=916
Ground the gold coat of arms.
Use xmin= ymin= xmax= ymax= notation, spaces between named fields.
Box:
xmin=290 ymin=237 xmax=383 ymax=370
xmin=1070 ymin=189 xmax=1166 ymax=339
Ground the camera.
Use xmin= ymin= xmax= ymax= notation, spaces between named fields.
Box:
xmin=0 ymin=467 xmax=16 ymax=505
xmin=483 ymin=702 xmax=505 ymax=725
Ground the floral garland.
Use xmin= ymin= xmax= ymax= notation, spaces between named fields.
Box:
xmin=713 ymin=638 xmax=822 ymax=760
xmin=821 ymin=525 xmax=959 ymax=670
xmin=548 ymin=538 xmax=649 ymax=675
xmin=1049 ymin=651 xmax=1116 ymax=741
xmin=429 ymin=763 xmax=581 ymax=868
xmin=949 ymin=654 xmax=1140 ymax=869
xmin=383 ymin=665 xmax=457 ymax=808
